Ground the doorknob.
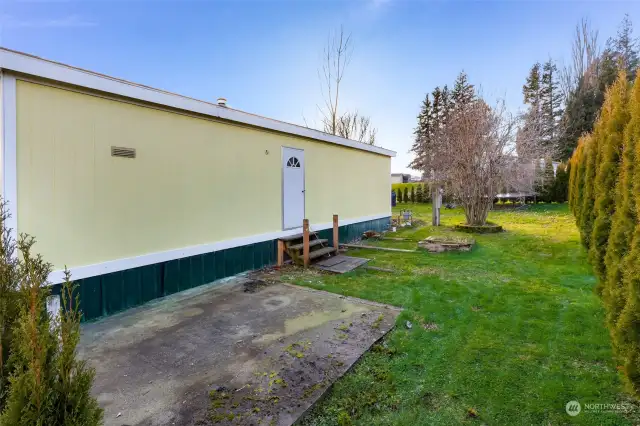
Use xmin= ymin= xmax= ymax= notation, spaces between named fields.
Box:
xmin=302 ymin=190 xmax=305 ymax=193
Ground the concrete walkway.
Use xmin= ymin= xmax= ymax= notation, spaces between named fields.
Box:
xmin=79 ymin=275 xmax=399 ymax=425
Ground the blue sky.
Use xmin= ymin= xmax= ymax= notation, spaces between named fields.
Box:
xmin=1 ymin=0 xmax=638 ymax=173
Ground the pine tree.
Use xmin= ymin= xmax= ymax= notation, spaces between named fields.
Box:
xmin=590 ymin=71 xmax=630 ymax=286
xmin=523 ymin=63 xmax=542 ymax=107
xmin=541 ymin=60 xmax=563 ymax=153
xmin=451 ymin=71 xmax=475 ymax=111
xmin=410 ymin=186 xmax=416 ymax=203
xmin=409 ymin=85 xmax=451 ymax=173
xmin=604 ymin=75 xmax=640 ymax=340
xmin=408 ymin=94 xmax=432 ymax=172
xmin=607 ymin=14 xmax=639 ymax=80
xmin=416 ymin=184 xmax=423 ymax=203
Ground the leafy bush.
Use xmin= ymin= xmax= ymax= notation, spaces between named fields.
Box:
xmin=590 ymin=72 xmax=629 ymax=285
xmin=569 ymin=73 xmax=640 ymax=397
xmin=0 ymin=200 xmax=102 ymax=424
xmin=403 ymin=187 xmax=409 ymax=204
xmin=410 ymin=186 xmax=416 ymax=203
xmin=416 ymin=184 xmax=423 ymax=203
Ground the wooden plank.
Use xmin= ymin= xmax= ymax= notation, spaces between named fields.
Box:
xmin=288 ymin=238 xmax=328 ymax=251
xmin=333 ymin=214 xmax=339 ymax=250
xmin=343 ymin=243 xmax=416 ymax=253
xmin=277 ymin=240 xmax=284 ymax=266
xmin=314 ymin=255 xmax=370 ymax=273
xmin=303 ymin=219 xmax=310 ymax=267
xmin=308 ymin=246 xmax=337 ymax=260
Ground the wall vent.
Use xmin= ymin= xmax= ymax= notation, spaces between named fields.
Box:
xmin=111 ymin=146 xmax=136 ymax=159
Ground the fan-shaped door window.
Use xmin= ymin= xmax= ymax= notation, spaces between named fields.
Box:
xmin=286 ymin=157 xmax=301 ymax=168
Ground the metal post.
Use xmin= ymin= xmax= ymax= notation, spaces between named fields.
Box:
xmin=333 ymin=214 xmax=339 ymax=250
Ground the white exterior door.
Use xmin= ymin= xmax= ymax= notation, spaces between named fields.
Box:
xmin=282 ymin=147 xmax=305 ymax=230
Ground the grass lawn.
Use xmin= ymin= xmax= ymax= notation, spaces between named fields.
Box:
xmin=284 ymin=204 xmax=639 ymax=425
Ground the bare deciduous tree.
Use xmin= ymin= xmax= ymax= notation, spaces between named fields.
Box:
xmin=426 ymin=97 xmax=552 ymax=226
xmin=336 ymin=111 xmax=377 ymax=145
xmin=560 ymin=18 xmax=601 ymax=101
xmin=316 ymin=26 xmax=377 ymax=145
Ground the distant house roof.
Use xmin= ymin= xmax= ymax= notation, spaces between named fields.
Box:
xmin=0 ymin=48 xmax=396 ymax=158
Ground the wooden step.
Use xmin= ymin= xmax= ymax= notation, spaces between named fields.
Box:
xmin=287 ymin=238 xmax=328 ymax=251
xmin=308 ymin=246 xmax=337 ymax=260
xmin=279 ymin=233 xmax=319 ymax=242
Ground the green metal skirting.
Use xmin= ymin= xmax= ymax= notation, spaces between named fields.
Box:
xmin=52 ymin=216 xmax=390 ymax=322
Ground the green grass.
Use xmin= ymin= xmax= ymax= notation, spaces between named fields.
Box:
xmin=286 ymin=204 xmax=639 ymax=425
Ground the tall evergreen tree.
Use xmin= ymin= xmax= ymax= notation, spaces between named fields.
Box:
xmin=607 ymin=14 xmax=639 ymax=80
xmin=590 ymin=71 xmax=630 ymax=287
xmin=569 ymin=136 xmax=588 ymax=217
xmin=541 ymin=60 xmax=563 ymax=153
xmin=541 ymin=159 xmax=556 ymax=202
xmin=451 ymin=71 xmax=475 ymax=110
xmin=579 ymin=127 xmax=599 ymax=248
xmin=409 ymin=86 xmax=451 ymax=173
xmin=558 ymin=15 xmax=637 ymax=161
xmin=523 ymin=63 xmax=542 ymax=107
xmin=604 ymin=74 xmax=640 ymax=343
xmin=552 ymin=162 xmax=569 ymax=202
xmin=410 ymin=186 xmax=416 ymax=203
xmin=408 ymin=94 xmax=432 ymax=172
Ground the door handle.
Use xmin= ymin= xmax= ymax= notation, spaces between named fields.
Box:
xmin=302 ymin=190 xmax=305 ymax=193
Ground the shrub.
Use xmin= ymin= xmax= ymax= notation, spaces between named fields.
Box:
xmin=416 ymin=184 xmax=423 ymax=203
xmin=403 ymin=187 xmax=409 ymax=204
xmin=541 ymin=159 xmax=555 ymax=203
xmin=590 ymin=72 xmax=629 ymax=285
xmin=396 ymin=189 xmax=403 ymax=203
xmin=422 ymin=183 xmax=430 ymax=203
xmin=579 ymin=122 xmax=600 ymax=249
xmin=410 ymin=186 xmax=416 ymax=203
xmin=571 ymin=134 xmax=591 ymax=226
xmin=603 ymin=75 xmax=639 ymax=340
xmin=553 ymin=162 xmax=569 ymax=203
xmin=0 ymin=200 xmax=102 ymax=425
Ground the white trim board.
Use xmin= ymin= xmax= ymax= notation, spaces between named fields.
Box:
xmin=47 ymin=213 xmax=392 ymax=284
xmin=0 ymin=72 xmax=18 ymax=246
xmin=0 ymin=48 xmax=396 ymax=158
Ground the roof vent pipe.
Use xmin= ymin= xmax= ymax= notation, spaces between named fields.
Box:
xmin=217 ymin=97 xmax=227 ymax=107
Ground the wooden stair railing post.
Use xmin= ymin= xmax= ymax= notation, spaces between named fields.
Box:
xmin=303 ymin=219 xmax=310 ymax=267
xmin=277 ymin=240 xmax=284 ymax=267
xmin=333 ymin=214 xmax=339 ymax=251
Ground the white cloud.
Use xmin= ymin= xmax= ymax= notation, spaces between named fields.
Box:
xmin=0 ymin=14 xmax=97 ymax=28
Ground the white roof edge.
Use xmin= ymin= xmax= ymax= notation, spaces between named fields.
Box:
xmin=0 ymin=48 xmax=396 ymax=157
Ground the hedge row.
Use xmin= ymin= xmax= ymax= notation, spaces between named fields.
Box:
xmin=569 ymin=70 xmax=640 ymax=396
xmin=392 ymin=183 xmax=430 ymax=203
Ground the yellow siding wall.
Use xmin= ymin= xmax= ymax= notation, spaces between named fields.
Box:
xmin=16 ymin=80 xmax=390 ymax=269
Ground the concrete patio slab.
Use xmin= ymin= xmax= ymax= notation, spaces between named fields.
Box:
xmin=78 ymin=275 xmax=400 ymax=426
